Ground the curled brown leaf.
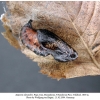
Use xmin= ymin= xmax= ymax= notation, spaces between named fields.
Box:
xmin=1 ymin=1 xmax=100 ymax=79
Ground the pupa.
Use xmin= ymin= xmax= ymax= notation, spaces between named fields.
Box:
xmin=20 ymin=19 xmax=78 ymax=62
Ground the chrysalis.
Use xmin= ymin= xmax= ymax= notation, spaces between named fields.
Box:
xmin=20 ymin=19 xmax=78 ymax=62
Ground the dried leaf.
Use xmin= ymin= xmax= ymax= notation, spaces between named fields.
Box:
xmin=1 ymin=1 xmax=100 ymax=79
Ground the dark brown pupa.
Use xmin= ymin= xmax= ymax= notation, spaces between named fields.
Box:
xmin=20 ymin=19 xmax=78 ymax=62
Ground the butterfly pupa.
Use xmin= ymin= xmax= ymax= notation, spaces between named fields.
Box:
xmin=20 ymin=19 xmax=78 ymax=62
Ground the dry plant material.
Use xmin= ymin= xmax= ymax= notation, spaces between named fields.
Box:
xmin=1 ymin=1 xmax=100 ymax=80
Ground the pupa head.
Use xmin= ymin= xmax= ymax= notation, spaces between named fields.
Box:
xmin=20 ymin=19 xmax=78 ymax=62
